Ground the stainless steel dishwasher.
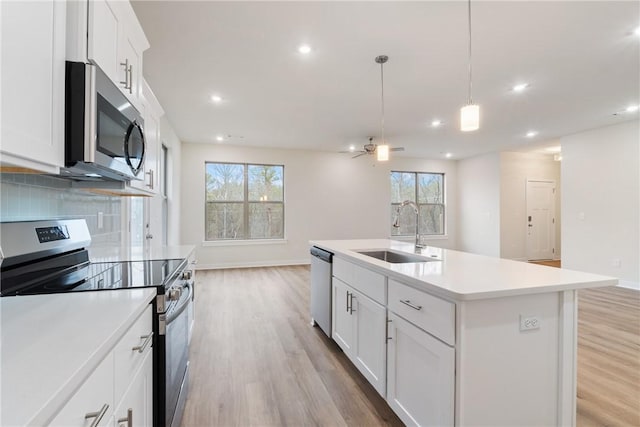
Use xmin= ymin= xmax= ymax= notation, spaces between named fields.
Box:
xmin=310 ymin=246 xmax=333 ymax=337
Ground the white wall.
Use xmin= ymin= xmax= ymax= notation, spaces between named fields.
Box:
xmin=561 ymin=120 xmax=639 ymax=290
xmin=500 ymin=151 xmax=562 ymax=261
xmin=160 ymin=117 xmax=182 ymax=246
xmin=458 ymin=153 xmax=501 ymax=257
xmin=180 ymin=143 xmax=457 ymax=268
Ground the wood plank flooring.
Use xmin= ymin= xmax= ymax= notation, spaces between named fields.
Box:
xmin=181 ymin=265 xmax=640 ymax=427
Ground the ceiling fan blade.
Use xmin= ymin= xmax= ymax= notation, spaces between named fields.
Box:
xmin=390 ymin=147 xmax=405 ymax=152
xmin=352 ymin=152 xmax=368 ymax=159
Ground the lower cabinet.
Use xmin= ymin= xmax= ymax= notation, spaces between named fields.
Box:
xmin=386 ymin=312 xmax=455 ymax=427
xmin=48 ymin=305 xmax=153 ymax=427
xmin=332 ymin=277 xmax=386 ymax=397
xmin=113 ymin=349 xmax=153 ymax=427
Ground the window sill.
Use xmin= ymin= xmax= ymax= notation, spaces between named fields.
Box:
xmin=392 ymin=235 xmax=449 ymax=241
xmin=202 ymin=239 xmax=288 ymax=247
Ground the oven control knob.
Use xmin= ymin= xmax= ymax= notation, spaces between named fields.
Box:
xmin=181 ymin=271 xmax=192 ymax=281
xmin=168 ymin=287 xmax=182 ymax=301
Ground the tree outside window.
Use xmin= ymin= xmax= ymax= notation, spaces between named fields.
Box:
xmin=205 ymin=162 xmax=284 ymax=240
xmin=391 ymin=171 xmax=444 ymax=236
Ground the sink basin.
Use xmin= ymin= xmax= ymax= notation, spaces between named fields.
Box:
xmin=357 ymin=250 xmax=439 ymax=264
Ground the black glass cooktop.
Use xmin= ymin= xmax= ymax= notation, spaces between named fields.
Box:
xmin=1 ymin=254 xmax=186 ymax=296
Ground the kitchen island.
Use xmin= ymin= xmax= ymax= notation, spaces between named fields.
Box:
xmin=310 ymin=239 xmax=617 ymax=427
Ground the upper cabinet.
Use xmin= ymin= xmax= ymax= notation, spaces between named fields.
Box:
xmin=0 ymin=0 xmax=67 ymax=173
xmin=68 ymin=0 xmax=149 ymax=112
xmin=129 ymin=79 xmax=164 ymax=195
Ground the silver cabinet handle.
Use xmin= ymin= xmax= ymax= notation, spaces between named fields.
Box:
xmin=119 ymin=59 xmax=129 ymax=88
xmin=127 ymin=64 xmax=133 ymax=94
xmin=146 ymin=169 xmax=154 ymax=189
xmin=349 ymin=293 xmax=356 ymax=314
xmin=85 ymin=403 xmax=109 ymax=427
xmin=400 ymin=300 xmax=423 ymax=311
xmin=117 ymin=408 xmax=133 ymax=427
xmin=345 ymin=290 xmax=350 ymax=312
xmin=132 ymin=332 xmax=153 ymax=353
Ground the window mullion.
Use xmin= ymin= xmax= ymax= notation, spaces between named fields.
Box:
xmin=244 ymin=164 xmax=249 ymax=239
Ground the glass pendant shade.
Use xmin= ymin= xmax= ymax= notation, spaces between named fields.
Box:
xmin=377 ymin=144 xmax=390 ymax=161
xmin=460 ymin=104 xmax=480 ymax=132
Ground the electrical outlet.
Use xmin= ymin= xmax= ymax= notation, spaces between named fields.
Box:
xmin=611 ymin=258 xmax=621 ymax=268
xmin=520 ymin=315 xmax=540 ymax=331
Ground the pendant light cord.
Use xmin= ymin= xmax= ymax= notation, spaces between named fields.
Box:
xmin=380 ymin=60 xmax=385 ymax=143
xmin=467 ymin=0 xmax=473 ymax=105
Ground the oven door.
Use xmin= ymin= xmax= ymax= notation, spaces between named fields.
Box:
xmin=165 ymin=283 xmax=192 ymax=427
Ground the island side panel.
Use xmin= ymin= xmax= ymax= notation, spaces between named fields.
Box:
xmin=455 ymin=291 xmax=575 ymax=426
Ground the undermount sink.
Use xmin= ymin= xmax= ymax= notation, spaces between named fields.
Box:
xmin=357 ymin=249 xmax=440 ymax=264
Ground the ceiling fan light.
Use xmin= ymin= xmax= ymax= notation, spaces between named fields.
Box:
xmin=377 ymin=144 xmax=390 ymax=161
xmin=460 ymin=104 xmax=480 ymax=132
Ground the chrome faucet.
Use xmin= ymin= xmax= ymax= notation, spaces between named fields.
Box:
xmin=393 ymin=200 xmax=424 ymax=251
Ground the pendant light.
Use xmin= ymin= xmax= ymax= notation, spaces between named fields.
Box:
xmin=375 ymin=55 xmax=390 ymax=161
xmin=460 ymin=0 xmax=479 ymax=132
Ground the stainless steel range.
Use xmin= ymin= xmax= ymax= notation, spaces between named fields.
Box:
xmin=0 ymin=219 xmax=193 ymax=427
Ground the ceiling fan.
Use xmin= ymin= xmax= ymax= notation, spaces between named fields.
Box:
xmin=343 ymin=137 xmax=405 ymax=159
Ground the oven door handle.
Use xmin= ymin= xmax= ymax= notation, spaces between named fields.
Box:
xmin=166 ymin=283 xmax=192 ymax=324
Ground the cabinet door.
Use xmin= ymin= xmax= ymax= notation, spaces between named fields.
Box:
xmin=48 ymin=353 xmax=115 ymax=427
xmin=113 ymin=349 xmax=153 ymax=427
xmin=352 ymin=289 xmax=387 ymax=397
xmin=119 ymin=33 xmax=143 ymax=110
xmin=387 ymin=312 xmax=454 ymax=427
xmin=0 ymin=0 xmax=65 ymax=173
xmin=87 ymin=0 xmax=120 ymax=82
xmin=332 ymin=278 xmax=354 ymax=354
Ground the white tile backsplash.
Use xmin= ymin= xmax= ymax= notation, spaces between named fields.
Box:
xmin=0 ymin=174 xmax=123 ymax=245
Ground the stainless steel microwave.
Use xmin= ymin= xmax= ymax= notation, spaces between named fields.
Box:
xmin=64 ymin=61 xmax=145 ymax=181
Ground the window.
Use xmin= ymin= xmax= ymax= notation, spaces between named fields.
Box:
xmin=205 ymin=162 xmax=284 ymax=240
xmin=390 ymin=171 xmax=445 ymax=236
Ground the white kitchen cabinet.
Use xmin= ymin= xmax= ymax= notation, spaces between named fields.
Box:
xmin=332 ymin=278 xmax=354 ymax=354
xmin=113 ymin=349 xmax=153 ymax=427
xmin=332 ymin=277 xmax=386 ymax=397
xmin=68 ymin=0 xmax=149 ymax=112
xmin=48 ymin=305 xmax=153 ymax=427
xmin=387 ymin=312 xmax=455 ymax=427
xmin=130 ymin=80 xmax=164 ymax=195
xmin=0 ymin=0 xmax=66 ymax=173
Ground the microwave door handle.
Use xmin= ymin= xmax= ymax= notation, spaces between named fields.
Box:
xmin=84 ymin=64 xmax=97 ymax=163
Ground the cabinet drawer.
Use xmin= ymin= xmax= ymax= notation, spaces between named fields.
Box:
xmin=114 ymin=304 xmax=153 ymax=400
xmin=333 ymin=257 xmax=386 ymax=304
xmin=48 ymin=353 xmax=114 ymax=426
xmin=388 ymin=280 xmax=455 ymax=346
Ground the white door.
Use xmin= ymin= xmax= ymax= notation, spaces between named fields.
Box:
xmin=526 ymin=180 xmax=556 ymax=261
xmin=332 ymin=278 xmax=354 ymax=354
xmin=352 ymin=289 xmax=387 ymax=397
xmin=387 ymin=312 xmax=455 ymax=427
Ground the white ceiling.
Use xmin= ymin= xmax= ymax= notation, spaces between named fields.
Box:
xmin=131 ymin=1 xmax=639 ymax=160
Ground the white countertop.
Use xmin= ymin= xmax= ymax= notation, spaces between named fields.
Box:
xmin=88 ymin=244 xmax=195 ymax=263
xmin=0 ymin=288 xmax=156 ymax=427
xmin=310 ymin=239 xmax=618 ymax=301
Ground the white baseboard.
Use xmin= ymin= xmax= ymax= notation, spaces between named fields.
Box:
xmin=617 ymin=279 xmax=640 ymax=291
xmin=195 ymin=259 xmax=310 ymax=270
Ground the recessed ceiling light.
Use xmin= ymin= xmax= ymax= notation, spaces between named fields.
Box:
xmin=216 ymin=135 xmax=224 ymax=142
xmin=635 ymin=26 xmax=640 ymax=36
xmin=445 ymin=153 xmax=453 ymax=158
xmin=211 ymin=95 xmax=223 ymax=103
xmin=348 ymin=145 xmax=355 ymax=152
xmin=512 ymin=83 xmax=529 ymax=92
xmin=526 ymin=131 xmax=538 ymax=138
xmin=626 ymin=104 xmax=639 ymax=113
xmin=298 ymin=44 xmax=312 ymax=54
xmin=431 ymin=120 xmax=442 ymax=127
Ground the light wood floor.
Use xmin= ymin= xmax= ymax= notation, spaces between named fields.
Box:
xmin=182 ymin=265 xmax=639 ymax=427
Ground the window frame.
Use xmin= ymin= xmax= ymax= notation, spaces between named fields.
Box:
xmin=390 ymin=171 xmax=446 ymax=237
xmin=204 ymin=161 xmax=285 ymax=241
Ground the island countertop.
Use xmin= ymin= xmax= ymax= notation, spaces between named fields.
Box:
xmin=310 ymin=239 xmax=617 ymax=301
